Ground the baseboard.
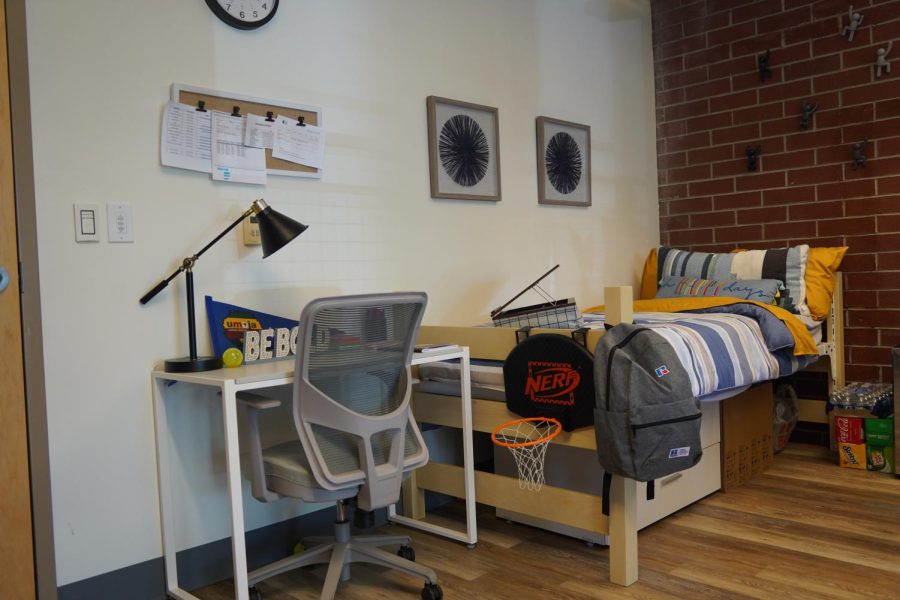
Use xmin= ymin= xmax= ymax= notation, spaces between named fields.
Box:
xmin=57 ymin=504 xmax=392 ymax=600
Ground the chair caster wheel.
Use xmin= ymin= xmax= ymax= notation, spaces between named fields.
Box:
xmin=422 ymin=582 xmax=443 ymax=600
xmin=397 ymin=544 xmax=416 ymax=561
xmin=249 ymin=586 xmax=262 ymax=600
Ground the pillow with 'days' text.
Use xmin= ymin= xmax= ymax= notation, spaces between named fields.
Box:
xmin=656 ymin=275 xmax=783 ymax=305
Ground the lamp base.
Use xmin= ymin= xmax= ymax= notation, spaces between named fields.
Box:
xmin=164 ymin=356 xmax=224 ymax=373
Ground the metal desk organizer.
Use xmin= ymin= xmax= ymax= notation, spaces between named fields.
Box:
xmin=490 ymin=264 xmax=580 ymax=329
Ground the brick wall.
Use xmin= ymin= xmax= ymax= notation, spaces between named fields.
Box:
xmin=651 ymin=0 xmax=900 ymax=382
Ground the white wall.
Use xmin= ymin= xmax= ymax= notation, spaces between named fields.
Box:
xmin=25 ymin=0 xmax=658 ymax=586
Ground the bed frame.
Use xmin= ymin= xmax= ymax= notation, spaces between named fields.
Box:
xmin=402 ymin=284 xmax=843 ymax=586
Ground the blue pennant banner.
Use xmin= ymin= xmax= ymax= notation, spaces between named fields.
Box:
xmin=205 ymin=296 xmax=298 ymax=364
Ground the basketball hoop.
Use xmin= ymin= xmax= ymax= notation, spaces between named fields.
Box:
xmin=491 ymin=417 xmax=561 ymax=491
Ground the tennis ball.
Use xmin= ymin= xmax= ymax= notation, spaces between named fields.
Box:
xmin=222 ymin=347 xmax=243 ymax=368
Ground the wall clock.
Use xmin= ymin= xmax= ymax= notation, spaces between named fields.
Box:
xmin=204 ymin=0 xmax=279 ymax=30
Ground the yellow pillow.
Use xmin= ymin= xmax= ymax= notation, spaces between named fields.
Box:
xmin=805 ymin=247 xmax=847 ymax=321
xmin=640 ymin=247 xmax=658 ymax=300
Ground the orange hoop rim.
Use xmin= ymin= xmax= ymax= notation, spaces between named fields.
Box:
xmin=491 ymin=417 xmax=562 ymax=448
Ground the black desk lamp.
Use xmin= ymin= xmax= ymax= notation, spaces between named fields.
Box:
xmin=140 ymin=199 xmax=308 ymax=373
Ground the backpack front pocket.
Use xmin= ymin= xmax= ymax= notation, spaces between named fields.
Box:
xmin=630 ymin=399 xmax=702 ymax=480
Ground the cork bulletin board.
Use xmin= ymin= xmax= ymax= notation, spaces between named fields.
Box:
xmin=171 ymin=83 xmax=323 ymax=178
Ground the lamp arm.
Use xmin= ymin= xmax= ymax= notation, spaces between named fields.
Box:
xmin=138 ymin=206 xmax=254 ymax=305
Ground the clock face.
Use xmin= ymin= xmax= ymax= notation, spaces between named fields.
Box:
xmin=205 ymin=0 xmax=279 ymax=30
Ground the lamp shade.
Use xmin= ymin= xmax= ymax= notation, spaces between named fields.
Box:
xmin=256 ymin=203 xmax=308 ymax=258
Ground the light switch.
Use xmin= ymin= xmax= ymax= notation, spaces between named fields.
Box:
xmin=243 ymin=214 xmax=261 ymax=246
xmin=74 ymin=204 xmax=100 ymax=243
xmin=107 ymin=203 xmax=134 ymax=243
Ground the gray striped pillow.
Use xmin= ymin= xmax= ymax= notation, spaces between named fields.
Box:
xmin=657 ymin=245 xmax=810 ymax=315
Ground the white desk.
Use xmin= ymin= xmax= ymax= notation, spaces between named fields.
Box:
xmin=151 ymin=346 xmax=474 ymax=600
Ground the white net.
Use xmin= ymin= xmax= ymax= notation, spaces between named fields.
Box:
xmin=492 ymin=419 xmax=560 ymax=491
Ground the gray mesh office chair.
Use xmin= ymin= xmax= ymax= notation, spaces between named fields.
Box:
xmin=240 ymin=292 xmax=442 ymax=600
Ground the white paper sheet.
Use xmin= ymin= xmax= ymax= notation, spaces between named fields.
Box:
xmin=272 ymin=116 xmax=325 ymax=169
xmin=244 ymin=113 xmax=277 ymax=149
xmin=160 ymin=101 xmax=212 ymax=173
xmin=211 ymin=111 xmax=267 ymax=185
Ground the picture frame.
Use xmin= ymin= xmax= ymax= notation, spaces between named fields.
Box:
xmin=536 ymin=116 xmax=591 ymax=207
xmin=427 ymin=96 xmax=501 ymax=201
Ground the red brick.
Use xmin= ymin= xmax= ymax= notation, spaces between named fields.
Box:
xmin=819 ymin=216 xmax=877 ymax=237
xmin=659 ymin=152 xmax=688 ymax=170
xmin=732 ymin=33 xmax=784 ymax=60
xmin=881 ymin=328 xmax=900 ymax=347
xmin=732 ymin=0 xmax=784 ymax=24
xmin=691 ymin=211 xmax=736 ymax=228
xmin=688 ymin=144 xmax=733 ymax=164
xmin=708 ymin=21 xmax=756 ymax=47
xmin=846 ymin=290 xmax=880 ymax=307
xmin=844 ymin=118 xmax=900 ymax=144
xmin=789 ymin=200 xmax=844 ymax=221
xmin=670 ymin=228 xmax=714 ymax=246
xmin=661 ymin=214 xmax=691 ymax=232
xmin=705 ymin=0 xmax=757 ymax=13
xmin=846 ymin=233 xmax=900 ymax=253
xmin=880 ymin=176 xmax=900 ymax=195
xmin=670 ymin=196 xmax=713 ymax=214
xmin=686 ymin=112 xmax=733 ymax=133
xmin=842 ymin=44 xmax=890 ymax=69
xmin=657 ymin=34 xmax=709 ymax=61
xmin=735 ymin=171 xmax=786 ymax=191
xmin=737 ymin=206 xmax=787 ymax=224
xmin=760 ymin=79 xmax=813 ymax=104
xmin=667 ymin=2 xmax=706 ymax=25
xmin=659 ymin=121 xmax=687 ymax=139
xmin=713 ymin=159 xmax=749 ymax=178
xmin=811 ymin=0 xmax=851 ymax=20
xmin=879 ymin=214 xmax=900 ymax=232
xmin=736 ymin=136 xmax=784 ymax=156
xmin=664 ymin=67 xmax=710 ymax=91
xmin=864 ymin=3 xmax=900 ymax=28
xmin=880 ymin=137 xmax=900 ymax=157
xmin=656 ymin=54 xmax=686 ymax=74
xmin=763 ymin=150 xmax=816 ymax=170
xmin=762 ymin=116 xmax=803 ymax=137
xmin=813 ymin=30 xmax=872 ymax=55
xmin=784 ymin=55 xmax=842 ymax=80
xmin=842 ymin=79 xmax=900 ymax=107
xmin=733 ymin=102 xmax=784 ymax=125
xmin=710 ymin=90 xmax=758 ymax=112
xmin=669 ymin=164 xmax=712 ymax=183
xmin=667 ymin=131 xmax=712 ymax=152
xmin=846 ymin=195 xmax=900 ymax=216
xmin=658 ymin=170 xmax=668 ymax=185
xmin=689 ymin=178 xmax=735 ymax=196
xmin=715 ymin=224 xmax=764 ymax=243
xmin=881 ymin=252 xmax=900 ymax=270
xmin=786 ymin=128 xmax=842 ymax=151
xmin=666 ymin=99 xmax=710 ymax=121
xmin=846 ymin=364 xmax=882 ymax=381
xmin=684 ymin=13 xmax=731 ymax=37
xmin=685 ymin=78 xmax=732 ymax=102
xmin=844 ymin=157 xmax=900 ymax=181
xmin=712 ymin=123 xmax=760 ymax=145
xmin=714 ymin=191 xmax=762 ymax=210
xmin=847 ymin=309 xmax=900 ymax=327
xmin=818 ymin=179 xmax=877 ymax=200
xmin=850 ymin=346 xmax=894 ymax=364
xmin=815 ymin=104 xmax=875 ymax=129
xmin=788 ymin=164 xmax=844 ymax=186
xmin=733 ymin=70 xmax=782 ymax=93
xmin=785 ymin=18 xmax=845 ymax=46
xmin=769 ymin=42 xmax=813 ymax=65
xmin=813 ymin=66 xmax=873 ymax=94
xmin=684 ymin=46 xmax=728 ymax=70
xmin=879 ymin=291 xmax=900 ymax=307
xmin=660 ymin=183 xmax=688 ymax=200
xmin=654 ymin=23 xmax=686 ymax=47
xmin=708 ymin=55 xmax=757 ymax=80
xmin=764 ymin=220 xmax=818 ymax=240
xmin=876 ymin=98 xmax=900 ymax=120
xmin=764 ymin=186 xmax=816 ymax=205
xmin=844 ymin=326 xmax=880 ymax=345
xmin=657 ymin=88 xmax=686 ymax=107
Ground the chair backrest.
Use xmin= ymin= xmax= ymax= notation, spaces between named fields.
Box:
xmin=292 ymin=292 xmax=429 ymax=511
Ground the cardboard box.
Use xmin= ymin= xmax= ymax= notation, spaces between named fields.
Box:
xmin=866 ymin=444 xmax=894 ymax=473
xmin=864 ymin=418 xmax=894 ymax=445
xmin=835 ymin=415 xmax=865 ymax=444
xmin=721 ymin=383 xmax=773 ymax=491
xmin=838 ymin=442 xmax=867 ymax=469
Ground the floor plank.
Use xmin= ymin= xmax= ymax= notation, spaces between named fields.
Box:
xmin=195 ymin=444 xmax=900 ymax=599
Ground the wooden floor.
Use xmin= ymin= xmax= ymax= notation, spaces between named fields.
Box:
xmin=198 ymin=444 xmax=900 ymax=599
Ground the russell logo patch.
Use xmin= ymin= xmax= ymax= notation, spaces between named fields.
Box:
xmin=655 ymin=365 xmax=670 ymax=377
xmin=668 ymin=446 xmax=690 ymax=459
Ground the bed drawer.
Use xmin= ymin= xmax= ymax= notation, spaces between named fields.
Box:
xmin=636 ymin=441 xmax=721 ymax=528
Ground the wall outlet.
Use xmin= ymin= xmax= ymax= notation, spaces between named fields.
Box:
xmin=243 ymin=215 xmax=261 ymax=246
xmin=74 ymin=204 xmax=100 ymax=243
xmin=107 ymin=203 xmax=134 ymax=243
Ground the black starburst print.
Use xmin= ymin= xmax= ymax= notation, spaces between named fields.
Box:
xmin=545 ymin=132 xmax=582 ymax=195
xmin=439 ymin=114 xmax=490 ymax=187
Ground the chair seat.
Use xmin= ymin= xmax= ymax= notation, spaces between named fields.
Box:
xmin=263 ymin=440 xmax=358 ymax=502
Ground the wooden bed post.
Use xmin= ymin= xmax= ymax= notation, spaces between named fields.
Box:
xmin=603 ymin=287 xmax=639 ymax=586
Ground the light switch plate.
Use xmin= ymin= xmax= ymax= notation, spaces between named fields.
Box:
xmin=243 ymin=215 xmax=261 ymax=246
xmin=107 ymin=203 xmax=134 ymax=243
xmin=74 ymin=204 xmax=100 ymax=243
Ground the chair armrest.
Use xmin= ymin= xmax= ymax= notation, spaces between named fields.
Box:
xmin=237 ymin=392 xmax=281 ymax=503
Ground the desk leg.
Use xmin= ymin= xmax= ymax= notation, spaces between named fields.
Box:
xmin=401 ymin=471 xmax=426 ymax=519
xmin=609 ymin=476 xmax=638 ymax=586
xmin=152 ymin=377 xmax=189 ymax=598
xmin=459 ymin=348 xmax=477 ymax=546
xmin=222 ymin=381 xmax=250 ymax=600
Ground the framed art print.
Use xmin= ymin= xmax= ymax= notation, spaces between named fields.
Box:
xmin=427 ymin=96 xmax=501 ymax=201
xmin=536 ymin=116 xmax=591 ymax=207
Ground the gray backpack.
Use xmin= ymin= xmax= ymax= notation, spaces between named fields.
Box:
xmin=593 ymin=323 xmax=702 ymax=512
